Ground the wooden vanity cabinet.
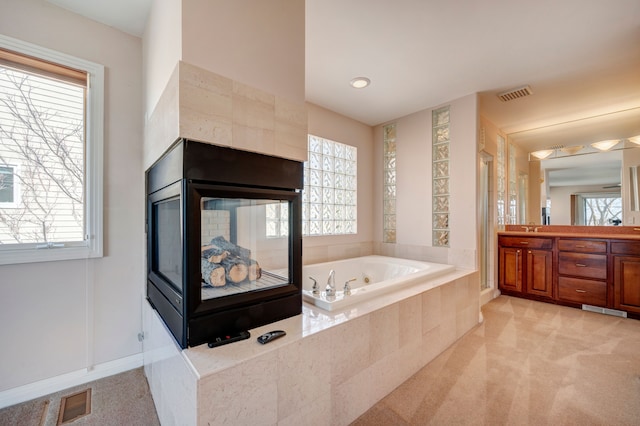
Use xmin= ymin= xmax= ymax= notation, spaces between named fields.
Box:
xmin=557 ymin=239 xmax=608 ymax=307
xmin=498 ymin=236 xmax=553 ymax=298
xmin=612 ymin=241 xmax=640 ymax=314
xmin=498 ymin=231 xmax=640 ymax=317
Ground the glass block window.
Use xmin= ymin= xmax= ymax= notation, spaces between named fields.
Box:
xmin=508 ymin=143 xmax=517 ymax=224
xmin=497 ymin=135 xmax=506 ymax=227
xmin=432 ymin=107 xmax=450 ymax=247
xmin=265 ymin=202 xmax=289 ymax=238
xmin=303 ymin=135 xmax=357 ymax=236
xmin=383 ymin=124 xmax=396 ymax=243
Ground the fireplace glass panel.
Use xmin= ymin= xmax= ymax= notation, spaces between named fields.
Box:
xmin=153 ymin=197 xmax=182 ymax=292
xmin=200 ymin=197 xmax=290 ymax=301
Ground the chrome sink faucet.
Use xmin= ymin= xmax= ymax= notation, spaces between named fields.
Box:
xmin=326 ymin=269 xmax=336 ymax=297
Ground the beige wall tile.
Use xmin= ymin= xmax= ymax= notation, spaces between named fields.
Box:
xmin=422 ymin=287 xmax=442 ymax=333
xmin=332 ymin=366 xmax=374 ymax=425
xmin=330 ymin=316 xmax=370 ymax=385
xmin=277 ymin=332 xmax=331 ymax=420
xmin=370 ymin=304 xmax=400 ymax=362
xmin=179 ymin=107 xmax=232 ymax=147
xmin=232 ymin=81 xmax=275 ymax=129
xmin=198 ymin=351 xmax=278 ymax=425
xmin=399 ymin=295 xmax=422 ymax=347
xmin=231 ymin=123 xmax=275 ymax=154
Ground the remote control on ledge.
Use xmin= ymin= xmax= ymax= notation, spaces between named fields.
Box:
xmin=207 ymin=331 xmax=251 ymax=348
xmin=257 ymin=330 xmax=286 ymax=344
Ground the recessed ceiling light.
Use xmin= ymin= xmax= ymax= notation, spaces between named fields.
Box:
xmin=350 ymin=77 xmax=370 ymax=89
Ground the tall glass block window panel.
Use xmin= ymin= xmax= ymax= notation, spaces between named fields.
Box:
xmin=496 ymin=135 xmax=506 ymax=226
xmin=383 ymin=123 xmax=397 ymax=243
xmin=303 ymin=135 xmax=357 ymax=236
xmin=508 ymin=143 xmax=517 ymax=224
xmin=432 ymin=106 xmax=450 ymax=247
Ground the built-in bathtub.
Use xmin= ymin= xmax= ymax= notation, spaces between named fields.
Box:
xmin=303 ymin=255 xmax=456 ymax=310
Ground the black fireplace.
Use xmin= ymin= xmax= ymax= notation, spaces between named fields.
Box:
xmin=146 ymin=139 xmax=303 ymax=348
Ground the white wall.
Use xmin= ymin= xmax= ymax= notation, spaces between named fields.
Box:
xmin=181 ymin=0 xmax=305 ymax=104
xmin=142 ymin=0 xmax=181 ymax=116
xmin=0 ymin=0 xmax=144 ymax=392
xmin=373 ymin=94 xmax=479 ymax=269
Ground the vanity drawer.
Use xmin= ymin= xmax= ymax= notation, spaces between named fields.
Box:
xmin=611 ymin=241 xmax=640 ymax=256
xmin=498 ymin=236 xmax=552 ymax=249
xmin=558 ymin=277 xmax=607 ymax=306
xmin=558 ymin=239 xmax=606 ymax=253
xmin=558 ymin=252 xmax=607 ymax=280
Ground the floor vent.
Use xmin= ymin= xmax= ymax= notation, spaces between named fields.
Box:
xmin=582 ymin=304 xmax=628 ymax=318
xmin=57 ymin=389 xmax=91 ymax=425
xmin=497 ymin=85 xmax=533 ymax=102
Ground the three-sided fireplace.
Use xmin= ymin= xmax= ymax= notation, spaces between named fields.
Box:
xmin=146 ymin=139 xmax=303 ymax=348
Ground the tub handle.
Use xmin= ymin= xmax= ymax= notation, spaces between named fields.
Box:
xmin=309 ymin=277 xmax=319 ymax=295
xmin=343 ymin=278 xmax=357 ymax=296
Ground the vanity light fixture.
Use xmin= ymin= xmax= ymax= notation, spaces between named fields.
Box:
xmin=530 ymin=149 xmax=554 ymax=160
xmin=590 ymin=139 xmax=620 ymax=151
xmin=560 ymin=145 xmax=584 ymax=155
xmin=628 ymin=135 xmax=640 ymax=145
xmin=350 ymin=77 xmax=370 ymax=89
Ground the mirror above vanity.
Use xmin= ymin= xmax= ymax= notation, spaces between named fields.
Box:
xmin=507 ymin=107 xmax=640 ymax=226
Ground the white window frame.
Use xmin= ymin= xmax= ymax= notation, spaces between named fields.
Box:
xmin=0 ymin=34 xmax=103 ymax=265
xmin=0 ymin=163 xmax=20 ymax=208
xmin=574 ymin=192 xmax=622 ymax=226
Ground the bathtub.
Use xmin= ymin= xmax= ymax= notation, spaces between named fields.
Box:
xmin=302 ymin=255 xmax=456 ymax=311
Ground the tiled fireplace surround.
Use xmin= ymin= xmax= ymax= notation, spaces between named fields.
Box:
xmin=143 ymin=62 xmax=480 ymax=425
xmin=143 ymin=267 xmax=479 ymax=425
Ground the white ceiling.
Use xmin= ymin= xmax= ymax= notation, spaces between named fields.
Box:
xmin=47 ymin=0 xmax=640 ymax=168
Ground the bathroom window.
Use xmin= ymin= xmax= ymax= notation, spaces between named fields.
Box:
xmin=383 ymin=124 xmax=396 ymax=243
xmin=0 ymin=35 xmax=104 ymax=265
xmin=574 ymin=193 xmax=622 ymax=226
xmin=303 ymin=135 xmax=357 ymax=236
xmin=432 ymin=106 xmax=450 ymax=247
xmin=496 ymin=135 xmax=506 ymax=227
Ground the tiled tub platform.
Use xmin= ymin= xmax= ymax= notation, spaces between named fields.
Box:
xmin=143 ymin=269 xmax=479 ymax=425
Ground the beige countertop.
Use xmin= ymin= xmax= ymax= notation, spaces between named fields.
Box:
xmin=498 ymin=230 xmax=640 ymax=240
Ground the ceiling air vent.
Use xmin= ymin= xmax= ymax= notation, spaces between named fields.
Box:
xmin=497 ymin=85 xmax=533 ymax=102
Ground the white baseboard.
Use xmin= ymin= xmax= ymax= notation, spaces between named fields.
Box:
xmin=0 ymin=353 xmax=143 ymax=409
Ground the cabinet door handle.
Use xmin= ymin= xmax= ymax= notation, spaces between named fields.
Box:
xmin=575 ymin=263 xmax=587 ymax=267
xmin=575 ymin=289 xmax=587 ymax=293
xmin=575 ymin=245 xmax=585 ymax=248
xmin=520 ymin=241 xmax=529 ymax=244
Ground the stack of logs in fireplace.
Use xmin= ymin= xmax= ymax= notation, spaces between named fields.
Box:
xmin=201 ymin=236 xmax=262 ymax=287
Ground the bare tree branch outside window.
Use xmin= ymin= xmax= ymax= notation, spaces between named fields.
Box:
xmin=584 ymin=196 xmax=622 ymax=226
xmin=0 ymin=67 xmax=85 ymax=244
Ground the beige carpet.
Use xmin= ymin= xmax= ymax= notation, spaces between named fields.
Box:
xmin=353 ymin=295 xmax=640 ymax=425
xmin=0 ymin=368 xmax=159 ymax=426
xmin=3 ymin=297 xmax=639 ymax=426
